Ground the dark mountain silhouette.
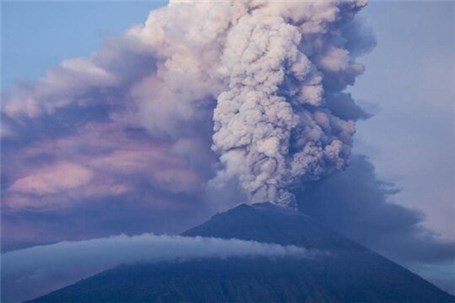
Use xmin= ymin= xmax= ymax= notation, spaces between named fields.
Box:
xmin=29 ymin=202 xmax=454 ymax=303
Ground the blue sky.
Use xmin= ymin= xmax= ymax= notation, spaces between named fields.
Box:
xmin=351 ymin=1 xmax=454 ymax=240
xmin=2 ymin=1 xmax=167 ymax=88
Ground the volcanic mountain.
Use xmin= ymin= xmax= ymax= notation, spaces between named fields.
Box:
xmin=29 ymin=202 xmax=454 ymax=303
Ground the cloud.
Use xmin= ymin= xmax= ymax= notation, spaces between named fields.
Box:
xmin=1 ymin=234 xmax=316 ymax=303
xmin=295 ymin=155 xmax=455 ymax=295
xmin=1 ymin=0 xmax=374 ymax=253
xmin=297 ymin=155 xmax=455 ymax=264
xmin=2 ymin=119 xmax=211 ymax=210
xmin=1 ymin=0 xmax=374 ymax=213
xmin=1 ymin=0 xmax=450 ymax=272
xmin=0 ymin=116 xmax=215 ymax=251
xmin=9 ymin=162 xmax=94 ymax=196
xmin=209 ymin=0 xmax=372 ymax=206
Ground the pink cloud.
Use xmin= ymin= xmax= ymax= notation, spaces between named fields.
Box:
xmin=88 ymin=146 xmax=204 ymax=194
xmin=152 ymin=168 xmax=204 ymax=194
xmin=9 ymin=162 xmax=94 ymax=196
xmin=3 ymin=120 xmax=210 ymax=211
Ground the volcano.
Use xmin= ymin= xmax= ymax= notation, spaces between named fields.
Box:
xmin=29 ymin=203 xmax=454 ymax=303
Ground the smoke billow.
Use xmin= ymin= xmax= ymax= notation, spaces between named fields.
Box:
xmin=211 ymin=0 xmax=369 ymax=206
xmin=2 ymin=0 xmax=374 ymax=210
xmin=132 ymin=0 xmax=373 ymax=207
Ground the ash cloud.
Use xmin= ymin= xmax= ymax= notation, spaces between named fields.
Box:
xmin=297 ymin=155 xmax=455 ymax=293
xmin=2 ymin=234 xmax=316 ymax=303
xmin=210 ymin=0 xmax=372 ymax=206
xmin=1 ymin=0 xmax=375 ymax=211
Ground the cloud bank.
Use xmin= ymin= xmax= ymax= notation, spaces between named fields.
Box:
xmin=2 ymin=234 xmax=315 ymax=303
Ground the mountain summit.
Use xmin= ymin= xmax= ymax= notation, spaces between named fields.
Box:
xmin=184 ymin=202 xmax=365 ymax=251
xmin=29 ymin=203 xmax=454 ymax=303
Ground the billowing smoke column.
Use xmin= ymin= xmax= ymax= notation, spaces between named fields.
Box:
xmin=2 ymin=0 xmax=373 ymax=209
xmin=134 ymin=0 xmax=370 ymax=207
xmin=211 ymin=0 xmax=367 ymax=206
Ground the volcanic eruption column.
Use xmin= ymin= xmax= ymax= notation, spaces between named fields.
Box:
xmin=130 ymin=0 xmax=371 ymax=207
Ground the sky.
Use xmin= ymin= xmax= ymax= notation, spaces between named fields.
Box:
xmin=351 ymin=0 xmax=455 ymax=242
xmin=1 ymin=0 xmax=454 ymax=298
xmin=1 ymin=1 xmax=167 ymax=89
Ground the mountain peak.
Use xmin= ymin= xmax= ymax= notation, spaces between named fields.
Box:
xmin=29 ymin=203 xmax=455 ymax=303
xmin=251 ymin=201 xmax=298 ymax=212
xmin=183 ymin=201 xmax=359 ymax=251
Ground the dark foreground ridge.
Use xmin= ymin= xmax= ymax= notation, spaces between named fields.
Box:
xmin=29 ymin=202 xmax=454 ymax=303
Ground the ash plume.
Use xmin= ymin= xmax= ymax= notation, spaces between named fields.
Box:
xmin=2 ymin=0 xmax=374 ymax=209
xmin=211 ymin=0 xmax=370 ymax=206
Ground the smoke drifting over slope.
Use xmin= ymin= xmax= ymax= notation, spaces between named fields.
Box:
xmin=2 ymin=234 xmax=314 ymax=303
xmin=2 ymin=0 xmax=374 ymax=209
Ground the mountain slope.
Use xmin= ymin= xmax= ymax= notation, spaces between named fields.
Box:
xmin=183 ymin=202 xmax=365 ymax=251
xmin=29 ymin=203 xmax=455 ymax=303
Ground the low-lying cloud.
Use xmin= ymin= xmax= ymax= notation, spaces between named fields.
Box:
xmin=2 ymin=233 xmax=317 ymax=303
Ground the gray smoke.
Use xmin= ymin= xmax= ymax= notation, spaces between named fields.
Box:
xmin=211 ymin=0 xmax=369 ymax=206
xmin=135 ymin=0 xmax=372 ymax=207
xmin=2 ymin=0 xmax=373 ymax=209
